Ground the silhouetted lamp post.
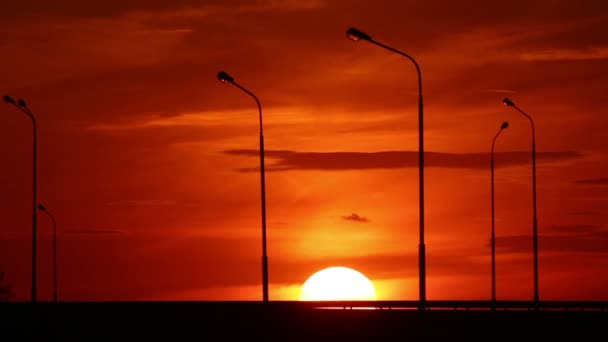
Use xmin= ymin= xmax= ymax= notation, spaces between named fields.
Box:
xmin=217 ymin=71 xmax=269 ymax=303
xmin=503 ymin=98 xmax=539 ymax=305
xmin=3 ymin=95 xmax=38 ymax=303
xmin=346 ymin=27 xmax=427 ymax=310
xmin=491 ymin=121 xmax=509 ymax=305
xmin=38 ymin=204 xmax=58 ymax=303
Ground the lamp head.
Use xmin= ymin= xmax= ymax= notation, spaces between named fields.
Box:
xmin=346 ymin=27 xmax=371 ymax=42
xmin=217 ymin=71 xmax=234 ymax=83
xmin=503 ymin=98 xmax=515 ymax=107
xmin=37 ymin=204 xmax=46 ymax=211
xmin=17 ymin=99 xmax=27 ymax=107
xmin=501 ymin=121 xmax=509 ymax=130
xmin=3 ymin=95 xmax=15 ymax=104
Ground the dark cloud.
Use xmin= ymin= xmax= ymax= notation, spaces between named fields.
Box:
xmin=495 ymin=225 xmax=608 ymax=254
xmin=15 ymin=62 xmax=229 ymax=122
xmin=64 ymin=228 xmax=126 ymax=236
xmin=0 ymin=232 xmax=23 ymax=241
xmin=0 ymin=0 xmax=246 ymax=19
xmin=105 ymin=200 xmax=177 ymax=207
xmin=3 ymin=0 xmax=606 ymax=26
xmin=546 ymin=224 xmax=603 ymax=235
xmin=567 ymin=211 xmax=600 ymax=216
xmin=4 ymin=1 xmax=607 ymax=126
xmin=342 ymin=213 xmax=369 ymax=223
xmin=0 ymin=0 xmax=327 ymax=33
xmin=223 ymin=149 xmax=582 ymax=172
xmin=79 ymin=124 xmax=254 ymax=149
xmin=575 ymin=178 xmax=608 ymax=185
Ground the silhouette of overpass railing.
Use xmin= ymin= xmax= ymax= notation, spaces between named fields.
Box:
xmin=2 ymin=300 xmax=607 ymax=311
xmin=295 ymin=300 xmax=608 ymax=311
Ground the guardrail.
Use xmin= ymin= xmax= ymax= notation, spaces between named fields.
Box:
xmin=2 ymin=300 xmax=607 ymax=311
xmin=296 ymin=300 xmax=608 ymax=311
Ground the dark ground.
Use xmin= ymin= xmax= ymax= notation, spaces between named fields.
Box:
xmin=1 ymin=301 xmax=607 ymax=340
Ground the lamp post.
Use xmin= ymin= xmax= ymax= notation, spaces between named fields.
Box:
xmin=491 ymin=121 xmax=509 ymax=306
xmin=346 ymin=27 xmax=427 ymax=310
xmin=217 ymin=71 xmax=269 ymax=303
xmin=503 ymin=98 xmax=539 ymax=305
xmin=3 ymin=95 xmax=38 ymax=303
xmin=38 ymin=204 xmax=57 ymax=303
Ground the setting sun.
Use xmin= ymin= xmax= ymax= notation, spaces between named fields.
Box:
xmin=299 ymin=267 xmax=377 ymax=301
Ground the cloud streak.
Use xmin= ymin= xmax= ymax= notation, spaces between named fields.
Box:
xmin=545 ymin=224 xmax=603 ymax=235
xmin=64 ymin=228 xmax=126 ymax=236
xmin=223 ymin=149 xmax=582 ymax=172
xmin=105 ymin=200 xmax=177 ymax=207
xmin=575 ymin=178 xmax=608 ymax=185
xmin=520 ymin=47 xmax=608 ymax=61
xmin=495 ymin=224 xmax=608 ymax=254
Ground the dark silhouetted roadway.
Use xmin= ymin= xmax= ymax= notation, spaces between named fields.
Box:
xmin=2 ymin=301 xmax=607 ymax=340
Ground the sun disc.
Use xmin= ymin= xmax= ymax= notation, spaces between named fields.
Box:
xmin=300 ymin=266 xmax=377 ymax=301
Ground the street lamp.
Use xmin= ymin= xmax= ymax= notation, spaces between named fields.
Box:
xmin=346 ymin=27 xmax=427 ymax=310
xmin=217 ymin=71 xmax=269 ymax=303
xmin=3 ymin=95 xmax=38 ymax=303
xmin=38 ymin=204 xmax=58 ymax=303
xmin=491 ymin=121 xmax=509 ymax=305
xmin=503 ymin=98 xmax=539 ymax=305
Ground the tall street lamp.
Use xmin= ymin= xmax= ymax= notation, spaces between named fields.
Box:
xmin=346 ymin=27 xmax=427 ymax=310
xmin=503 ymin=98 xmax=539 ymax=305
xmin=3 ymin=95 xmax=38 ymax=303
xmin=491 ymin=121 xmax=509 ymax=305
xmin=38 ymin=204 xmax=58 ymax=303
xmin=217 ymin=71 xmax=269 ymax=303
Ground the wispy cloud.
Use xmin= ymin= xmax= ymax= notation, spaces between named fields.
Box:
xmin=342 ymin=213 xmax=370 ymax=223
xmin=545 ymin=224 xmax=603 ymax=235
xmin=484 ymin=89 xmax=518 ymax=94
xmin=105 ymin=200 xmax=177 ymax=207
xmin=0 ymin=0 xmax=323 ymax=20
xmin=497 ymin=234 xmax=608 ymax=254
xmin=223 ymin=149 xmax=582 ymax=172
xmin=495 ymin=224 xmax=608 ymax=254
xmin=85 ymin=112 xmax=248 ymax=130
xmin=568 ymin=211 xmax=600 ymax=216
xmin=64 ymin=228 xmax=126 ymax=236
xmin=0 ymin=232 xmax=23 ymax=241
xmin=575 ymin=178 xmax=608 ymax=185
xmin=243 ymin=0 xmax=325 ymax=12
xmin=520 ymin=47 xmax=608 ymax=61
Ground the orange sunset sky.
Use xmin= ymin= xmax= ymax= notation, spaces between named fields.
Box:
xmin=1 ymin=0 xmax=607 ymax=302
